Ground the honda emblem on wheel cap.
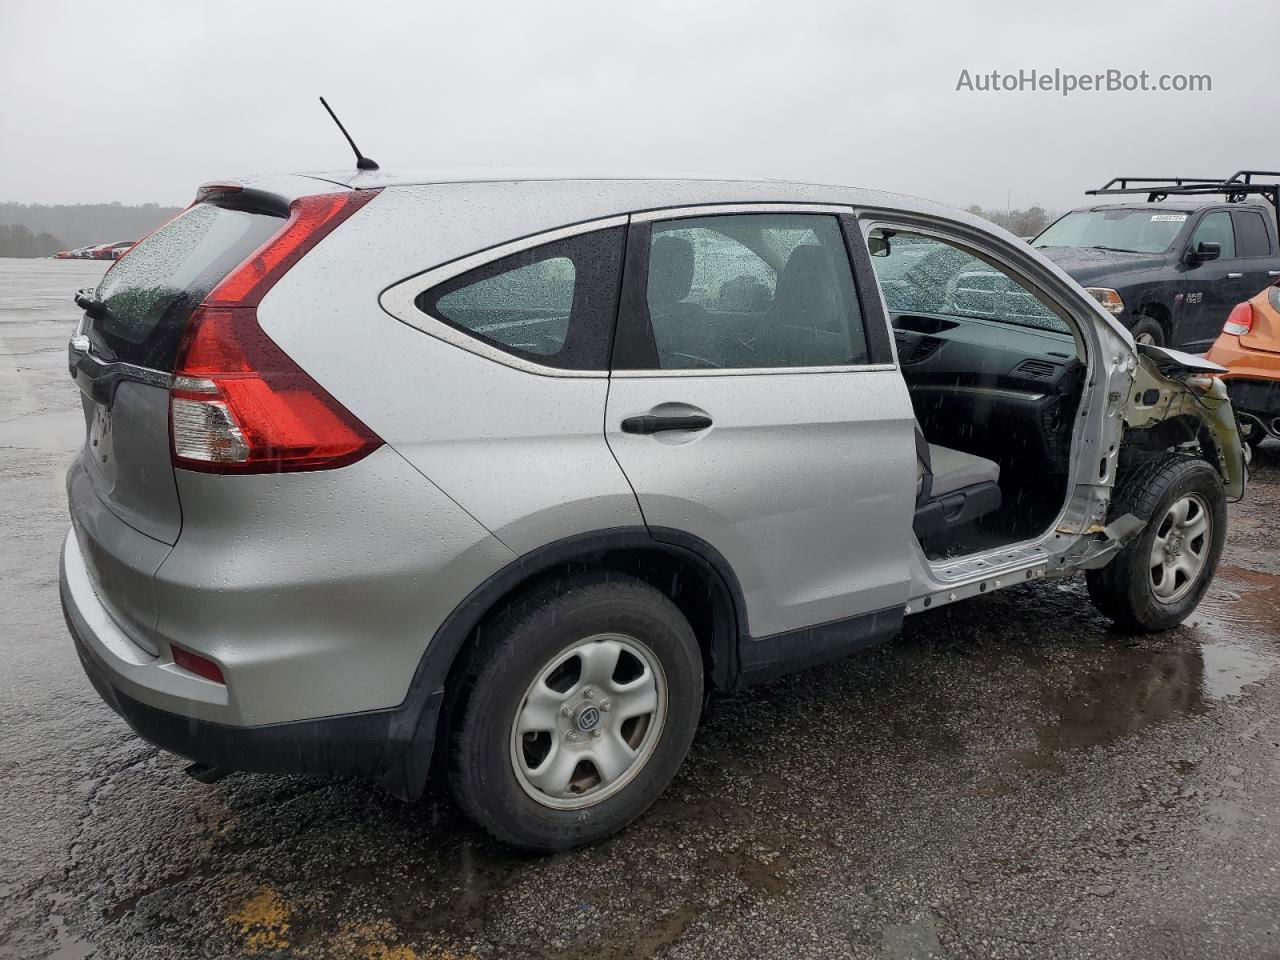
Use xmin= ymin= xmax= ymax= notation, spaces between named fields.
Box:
xmin=576 ymin=705 xmax=601 ymax=732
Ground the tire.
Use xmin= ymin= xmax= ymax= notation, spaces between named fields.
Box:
xmin=1238 ymin=416 xmax=1267 ymax=448
xmin=1129 ymin=314 xmax=1165 ymax=347
xmin=446 ymin=573 xmax=703 ymax=851
xmin=1086 ymin=454 xmax=1226 ymax=632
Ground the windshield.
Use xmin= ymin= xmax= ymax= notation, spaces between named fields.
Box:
xmin=1034 ymin=208 xmax=1188 ymax=254
xmin=872 ymin=233 xmax=1071 ymax=335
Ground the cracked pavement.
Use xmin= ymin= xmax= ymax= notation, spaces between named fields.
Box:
xmin=3 ymin=258 xmax=1280 ymax=959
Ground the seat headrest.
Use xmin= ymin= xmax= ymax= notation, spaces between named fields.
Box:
xmin=774 ymin=244 xmax=838 ymax=315
xmin=648 ymin=236 xmax=696 ymax=306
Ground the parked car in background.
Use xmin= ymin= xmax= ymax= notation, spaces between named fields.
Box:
xmin=106 ymin=241 xmax=135 ymax=260
xmin=1206 ymin=279 xmax=1280 ymax=450
xmin=1033 ymin=172 xmax=1280 ymax=349
xmin=61 ymin=172 xmax=1244 ymax=851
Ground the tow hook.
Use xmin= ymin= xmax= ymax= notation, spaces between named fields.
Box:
xmin=184 ymin=762 xmax=231 ymax=784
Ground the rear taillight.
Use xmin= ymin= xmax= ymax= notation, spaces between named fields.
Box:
xmin=1223 ymin=302 xmax=1255 ymax=337
xmin=170 ymin=190 xmax=383 ymax=474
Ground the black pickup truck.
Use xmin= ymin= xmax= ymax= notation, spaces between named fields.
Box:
xmin=1032 ymin=173 xmax=1280 ymax=350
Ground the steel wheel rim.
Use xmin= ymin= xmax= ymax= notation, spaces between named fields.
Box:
xmin=510 ymin=633 xmax=668 ymax=810
xmin=1148 ymin=492 xmax=1211 ymax=604
xmin=1135 ymin=331 xmax=1157 ymax=346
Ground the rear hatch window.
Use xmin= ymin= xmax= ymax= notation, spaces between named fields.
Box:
xmin=91 ymin=202 xmax=283 ymax=370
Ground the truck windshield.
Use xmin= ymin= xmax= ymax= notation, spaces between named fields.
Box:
xmin=1034 ymin=208 xmax=1188 ymax=254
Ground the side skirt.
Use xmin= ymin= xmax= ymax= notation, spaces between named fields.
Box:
xmin=734 ymin=605 xmax=905 ymax=688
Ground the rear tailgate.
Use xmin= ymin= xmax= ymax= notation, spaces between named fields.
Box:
xmin=67 ymin=197 xmax=286 ymax=650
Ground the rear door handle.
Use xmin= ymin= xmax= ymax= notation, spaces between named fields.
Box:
xmin=1227 ymin=272 xmax=1243 ymax=279
xmin=621 ymin=415 xmax=713 ymax=434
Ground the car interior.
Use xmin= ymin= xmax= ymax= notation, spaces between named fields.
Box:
xmin=869 ymin=230 xmax=1088 ymax=560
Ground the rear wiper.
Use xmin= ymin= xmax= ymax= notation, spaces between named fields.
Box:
xmin=73 ymin=288 xmax=107 ymax=320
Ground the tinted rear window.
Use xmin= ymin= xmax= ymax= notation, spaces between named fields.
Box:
xmin=1232 ymin=210 xmax=1272 ymax=258
xmin=92 ymin=202 xmax=282 ymax=369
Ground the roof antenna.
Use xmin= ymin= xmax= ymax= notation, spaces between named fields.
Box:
xmin=319 ymin=96 xmax=379 ymax=171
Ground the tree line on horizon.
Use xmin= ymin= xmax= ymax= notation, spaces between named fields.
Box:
xmin=965 ymin=204 xmax=1058 ymax=238
xmin=0 ymin=201 xmax=182 ymax=256
xmin=0 ymin=199 xmax=1061 ymax=259
xmin=0 ymin=223 xmax=65 ymax=258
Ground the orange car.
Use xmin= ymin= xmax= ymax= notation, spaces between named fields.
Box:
xmin=1206 ymin=279 xmax=1280 ymax=447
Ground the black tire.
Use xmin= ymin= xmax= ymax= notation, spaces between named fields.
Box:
xmin=1238 ymin=416 xmax=1267 ymax=448
xmin=446 ymin=573 xmax=703 ymax=852
xmin=1129 ymin=314 xmax=1165 ymax=347
xmin=1086 ymin=454 xmax=1226 ymax=632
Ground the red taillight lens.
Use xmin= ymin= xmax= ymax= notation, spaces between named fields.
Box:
xmin=170 ymin=190 xmax=383 ymax=474
xmin=171 ymin=306 xmax=382 ymax=472
xmin=171 ymin=645 xmax=225 ymax=684
xmin=204 ymin=191 xmax=377 ymax=307
xmin=1223 ymin=302 xmax=1255 ymax=337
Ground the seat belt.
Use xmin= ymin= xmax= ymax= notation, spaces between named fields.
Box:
xmin=914 ymin=422 xmax=933 ymax=506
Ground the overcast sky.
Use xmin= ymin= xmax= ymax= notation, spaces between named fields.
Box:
xmin=2 ymin=0 xmax=1277 ymax=212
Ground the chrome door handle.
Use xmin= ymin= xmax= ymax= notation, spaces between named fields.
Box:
xmin=1227 ymin=272 xmax=1243 ymax=279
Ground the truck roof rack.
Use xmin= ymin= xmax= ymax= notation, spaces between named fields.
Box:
xmin=1086 ymin=171 xmax=1280 ymax=218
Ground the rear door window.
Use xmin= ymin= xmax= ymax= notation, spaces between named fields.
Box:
xmin=93 ymin=203 xmax=282 ymax=370
xmin=417 ymin=227 xmax=625 ymax=371
xmin=616 ymin=213 xmax=871 ymax=370
xmin=1232 ymin=210 xmax=1272 ymax=258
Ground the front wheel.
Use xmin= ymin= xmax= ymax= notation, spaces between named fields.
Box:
xmin=1129 ymin=315 xmax=1165 ymax=347
xmin=1087 ymin=454 xmax=1226 ymax=632
xmin=446 ymin=574 xmax=704 ymax=851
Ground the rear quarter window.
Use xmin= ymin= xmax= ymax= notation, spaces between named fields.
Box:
xmin=93 ymin=203 xmax=282 ymax=370
xmin=415 ymin=226 xmax=625 ymax=371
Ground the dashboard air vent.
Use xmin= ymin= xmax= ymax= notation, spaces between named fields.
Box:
xmin=1015 ymin=358 xmax=1056 ymax=379
xmin=896 ymin=334 xmax=944 ymax=364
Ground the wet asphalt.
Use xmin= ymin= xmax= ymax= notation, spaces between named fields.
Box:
xmin=2 ymin=258 xmax=1280 ymax=960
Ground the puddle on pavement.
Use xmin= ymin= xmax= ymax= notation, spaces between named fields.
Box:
xmin=1016 ymin=565 xmax=1280 ymax=771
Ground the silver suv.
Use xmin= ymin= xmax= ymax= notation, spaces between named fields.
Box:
xmin=60 ymin=174 xmax=1246 ymax=850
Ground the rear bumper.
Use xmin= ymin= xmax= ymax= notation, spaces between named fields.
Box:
xmin=60 ymin=531 xmax=442 ymax=799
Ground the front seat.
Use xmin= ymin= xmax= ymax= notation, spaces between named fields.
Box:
xmin=913 ymin=423 xmax=1003 ymax=538
xmin=647 ymin=235 xmax=714 ymax=364
xmin=765 ymin=244 xmax=857 ymax=365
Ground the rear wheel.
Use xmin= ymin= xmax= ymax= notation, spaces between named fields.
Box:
xmin=1086 ymin=454 xmax=1226 ymax=632
xmin=447 ymin=574 xmax=703 ymax=851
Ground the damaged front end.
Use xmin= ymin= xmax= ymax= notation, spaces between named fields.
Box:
xmin=1121 ymin=344 xmax=1247 ymax=501
xmin=1066 ymin=343 xmax=1245 ymax=572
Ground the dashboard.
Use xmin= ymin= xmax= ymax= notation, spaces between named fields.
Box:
xmin=891 ymin=312 xmax=1086 ymax=474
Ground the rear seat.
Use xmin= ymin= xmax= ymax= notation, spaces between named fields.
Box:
xmin=913 ymin=424 xmax=1002 ymax=538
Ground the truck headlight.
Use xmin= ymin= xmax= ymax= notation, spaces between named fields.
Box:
xmin=1085 ymin=287 xmax=1126 ymax=315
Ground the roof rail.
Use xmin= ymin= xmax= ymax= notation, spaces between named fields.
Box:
xmin=1086 ymin=172 xmax=1280 ymax=217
